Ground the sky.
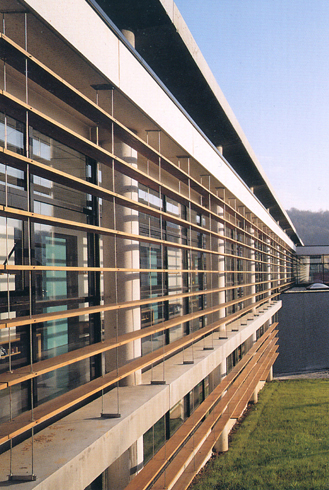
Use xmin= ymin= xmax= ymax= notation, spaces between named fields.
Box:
xmin=174 ymin=0 xmax=329 ymax=212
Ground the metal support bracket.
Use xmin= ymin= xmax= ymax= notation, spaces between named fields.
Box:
xmin=101 ymin=413 xmax=121 ymax=419
xmin=9 ymin=475 xmax=37 ymax=482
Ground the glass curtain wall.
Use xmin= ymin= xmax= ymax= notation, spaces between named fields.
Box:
xmin=138 ymin=186 xmax=189 ymax=354
xmin=0 ymin=112 xmax=100 ymax=414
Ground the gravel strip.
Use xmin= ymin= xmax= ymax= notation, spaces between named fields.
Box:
xmin=275 ymin=370 xmax=329 ymax=380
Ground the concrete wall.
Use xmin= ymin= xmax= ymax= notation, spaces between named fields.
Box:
xmin=275 ymin=290 xmax=329 ymax=375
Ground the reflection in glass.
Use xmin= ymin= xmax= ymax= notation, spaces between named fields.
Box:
xmin=0 ymin=382 xmax=29 ymax=424
xmin=0 ymin=112 xmax=25 ymax=155
xmin=35 ymin=358 xmax=92 ymax=406
xmin=0 ymin=218 xmax=28 ymax=372
xmin=30 ymin=129 xmax=87 ymax=180
xmin=143 ymin=415 xmax=166 ymax=464
xmin=169 ymin=400 xmax=184 ymax=436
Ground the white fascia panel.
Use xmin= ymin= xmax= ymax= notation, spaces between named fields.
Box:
xmin=23 ymin=0 xmax=120 ymax=88
xmin=23 ymin=0 xmax=294 ymax=248
xmin=118 ymin=42 xmax=195 ymax=151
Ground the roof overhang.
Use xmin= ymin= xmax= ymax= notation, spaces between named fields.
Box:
xmin=89 ymin=0 xmax=302 ymax=246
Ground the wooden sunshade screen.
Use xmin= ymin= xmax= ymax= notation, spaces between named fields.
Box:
xmin=0 ymin=32 xmax=292 ymax=451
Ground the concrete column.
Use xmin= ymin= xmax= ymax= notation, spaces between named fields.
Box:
xmin=105 ymin=438 xmax=143 ymax=489
xmin=121 ymin=29 xmax=135 ymax=47
xmin=249 ymin=221 xmax=256 ymax=312
xmin=251 ymin=384 xmax=259 ymax=403
xmin=214 ymin=361 xmax=229 ymax=453
xmin=284 ymin=251 xmax=288 ymax=284
xmin=101 ymin=28 xmax=143 ymax=487
xmin=267 ymin=365 xmax=273 ymax=382
xmin=303 ymin=256 xmax=310 ymax=283
xmin=209 ymin=359 xmax=226 ymax=391
xmin=219 ymin=360 xmax=226 ymax=385
xmin=215 ymin=423 xmax=229 ymax=452
xmin=276 ymin=244 xmax=280 ymax=288
xmin=102 ymin=29 xmax=141 ymax=386
xmin=129 ymin=437 xmax=144 ymax=476
xmin=105 ymin=450 xmax=130 ymax=490
xmin=102 ymin=140 xmax=141 ymax=385
xmin=217 ymin=204 xmax=226 ymax=334
xmin=266 ymin=238 xmax=271 ymax=298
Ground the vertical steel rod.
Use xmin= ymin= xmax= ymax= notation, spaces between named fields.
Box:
xmin=187 ymin=158 xmax=194 ymax=362
xmin=158 ymin=132 xmax=165 ymax=383
xmin=113 ymin=161 xmax=120 ymax=415
xmin=25 ymin=12 xmax=35 ymax=469
xmin=2 ymin=14 xmax=5 ymax=93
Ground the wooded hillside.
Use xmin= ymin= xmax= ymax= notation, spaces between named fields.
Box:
xmin=287 ymin=208 xmax=329 ymax=245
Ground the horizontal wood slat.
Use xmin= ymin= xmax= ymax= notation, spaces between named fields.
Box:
xmin=0 ymin=144 xmax=292 ymax=265
xmin=1 ymin=264 xmax=285 ymax=275
xmin=1 ymin=199 xmax=289 ymax=270
xmin=1 ymin=202 xmax=285 ymax=270
xmin=125 ymin=327 xmax=278 ymax=490
xmin=0 ymin=293 xmax=278 ymax=390
xmin=0 ymin=301 xmax=225 ymax=387
xmin=0 ymin=33 xmax=294 ymax=259
xmin=0 ymin=148 xmax=241 ymax=248
xmin=260 ymin=351 xmax=279 ymax=381
xmin=0 ymin=68 xmax=289 ymax=264
xmin=230 ymin=344 xmax=278 ymax=419
xmin=160 ymin=340 xmax=278 ymax=490
xmin=0 ymin=316 xmax=278 ymax=445
xmin=0 ymin=276 xmax=287 ymax=331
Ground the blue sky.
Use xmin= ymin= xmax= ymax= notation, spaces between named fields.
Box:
xmin=174 ymin=0 xmax=329 ymax=212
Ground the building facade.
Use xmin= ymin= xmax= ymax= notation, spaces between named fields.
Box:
xmin=0 ymin=1 xmax=301 ymax=489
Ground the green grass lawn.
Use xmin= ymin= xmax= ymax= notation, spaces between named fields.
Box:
xmin=190 ymin=380 xmax=329 ymax=490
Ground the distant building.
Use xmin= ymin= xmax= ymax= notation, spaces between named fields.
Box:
xmin=276 ymin=246 xmax=329 ymax=375
xmin=0 ymin=1 xmax=301 ymax=489
xmin=294 ymin=245 xmax=329 ymax=285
